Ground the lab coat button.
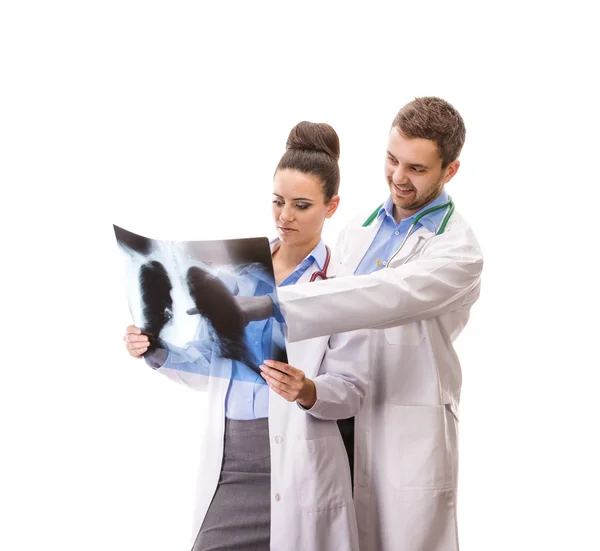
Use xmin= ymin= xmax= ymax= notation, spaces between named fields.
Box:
xmin=274 ymin=435 xmax=282 ymax=444
xmin=274 ymin=493 xmax=281 ymax=501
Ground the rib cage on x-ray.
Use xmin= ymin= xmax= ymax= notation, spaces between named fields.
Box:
xmin=113 ymin=225 xmax=280 ymax=376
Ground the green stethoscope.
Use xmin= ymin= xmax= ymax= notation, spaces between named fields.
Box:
xmin=362 ymin=197 xmax=455 ymax=267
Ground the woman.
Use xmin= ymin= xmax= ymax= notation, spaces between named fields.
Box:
xmin=123 ymin=122 xmax=368 ymax=551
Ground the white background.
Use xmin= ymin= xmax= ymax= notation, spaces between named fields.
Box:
xmin=1 ymin=1 xmax=599 ymax=550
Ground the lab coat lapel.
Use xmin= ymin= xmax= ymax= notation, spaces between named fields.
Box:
xmin=282 ymin=258 xmax=333 ymax=377
xmin=286 ymin=337 xmax=328 ymax=378
xmin=337 ymin=222 xmax=381 ymax=276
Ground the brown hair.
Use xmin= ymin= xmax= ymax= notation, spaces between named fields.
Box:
xmin=275 ymin=121 xmax=340 ymax=202
xmin=392 ymin=97 xmax=466 ymax=168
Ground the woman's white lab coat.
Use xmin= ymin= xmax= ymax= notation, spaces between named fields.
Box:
xmin=154 ymin=265 xmax=369 ymax=551
xmin=277 ymin=208 xmax=484 ymax=551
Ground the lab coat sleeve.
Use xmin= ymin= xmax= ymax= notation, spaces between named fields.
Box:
xmin=146 ymin=339 xmax=212 ymax=392
xmin=302 ymin=329 xmax=370 ymax=421
xmin=278 ymin=225 xmax=483 ymax=342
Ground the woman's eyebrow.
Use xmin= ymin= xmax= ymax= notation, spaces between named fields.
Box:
xmin=273 ymin=194 xmax=314 ymax=202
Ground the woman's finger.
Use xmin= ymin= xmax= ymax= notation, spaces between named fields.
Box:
xmin=262 ymin=373 xmax=301 ymax=400
xmin=261 ymin=372 xmax=283 ymax=389
xmin=127 ymin=341 xmax=149 ymax=351
xmin=260 ymin=365 xmax=294 ymax=385
xmin=263 ymin=381 xmax=295 ymax=402
xmin=263 ymin=360 xmax=301 ymax=377
xmin=124 ymin=333 xmax=149 ymax=344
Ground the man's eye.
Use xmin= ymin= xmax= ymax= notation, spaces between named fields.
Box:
xmin=411 ymin=167 xmax=425 ymax=173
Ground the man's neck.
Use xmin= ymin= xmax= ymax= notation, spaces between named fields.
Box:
xmin=391 ymin=190 xmax=445 ymax=224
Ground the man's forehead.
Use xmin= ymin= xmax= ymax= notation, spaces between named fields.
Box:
xmin=387 ymin=128 xmax=441 ymax=162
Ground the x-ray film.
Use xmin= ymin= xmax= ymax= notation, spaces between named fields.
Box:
xmin=113 ymin=225 xmax=286 ymax=385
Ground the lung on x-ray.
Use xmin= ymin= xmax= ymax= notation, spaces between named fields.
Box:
xmin=113 ymin=225 xmax=287 ymax=384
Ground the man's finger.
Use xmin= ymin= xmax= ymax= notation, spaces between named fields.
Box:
xmin=126 ymin=325 xmax=142 ymax=335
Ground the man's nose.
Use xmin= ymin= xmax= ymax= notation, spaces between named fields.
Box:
xmin=392 ymin=165 xmax=408 ymax=184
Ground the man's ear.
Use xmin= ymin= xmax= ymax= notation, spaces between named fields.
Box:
xmin=442 ymin=160 xmax=460 ymax=184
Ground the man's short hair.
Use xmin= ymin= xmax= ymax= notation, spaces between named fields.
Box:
xmin=392 ymin=97 xmax=466 ymax=168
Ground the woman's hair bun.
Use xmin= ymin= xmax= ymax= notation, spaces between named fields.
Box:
xmin=286 ymin=121 xmax=340 ymax=161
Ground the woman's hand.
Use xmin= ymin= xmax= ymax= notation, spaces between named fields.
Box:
xmin=123 ymin=325 xmax=149 ymax=358
xmin=260 ymin=360 xmax=317 ymax=409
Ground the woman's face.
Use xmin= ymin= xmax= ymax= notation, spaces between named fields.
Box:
xmin=272 ymin=169 xmax=339 ymax=247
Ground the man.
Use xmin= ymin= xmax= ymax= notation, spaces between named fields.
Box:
xmin=242 ymin=96 xmax=483 ymax=550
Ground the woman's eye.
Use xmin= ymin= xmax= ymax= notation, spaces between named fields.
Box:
xmin=295 ymin=203 xmax=310 ymax=210
xmin=387 ymin=155 xmax=397 ymax=163
xmin=272 ymin=199 xmax=283 ymax=206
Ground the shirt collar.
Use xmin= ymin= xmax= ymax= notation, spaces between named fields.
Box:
xmin=380 ymin=189 xmax=451 ymax=233
xmin=270 ymin=238 xmax=327 ymax=271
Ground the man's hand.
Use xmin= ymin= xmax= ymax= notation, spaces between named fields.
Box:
xmin=259 ymin=360 xmax=317 ymax=409
xmin=186 ymin=295 xmax=274 ymax=325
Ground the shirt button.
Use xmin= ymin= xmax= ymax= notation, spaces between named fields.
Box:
xmin=274 ymin=435 xmax=282 ymax=444
xmin=382 ymin=261 xmax=387 ymax=266
xmin=394 ymin=230 xmax=400 ymax=235
xmin=274 ymin=493 xmax=281 ymax=501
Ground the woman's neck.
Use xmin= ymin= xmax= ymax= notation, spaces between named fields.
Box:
xmin=272 ymin=236 xmax=321 ymax=283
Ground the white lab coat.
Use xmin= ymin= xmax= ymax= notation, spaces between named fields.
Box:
xmin=154 ymin=265 xmax=369 ymax=551
xmin=277 ymin=207 xmax=483 ymax=551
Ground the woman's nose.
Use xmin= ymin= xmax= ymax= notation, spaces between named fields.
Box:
xmin=279 ymin=205 xmax=294 ymax=222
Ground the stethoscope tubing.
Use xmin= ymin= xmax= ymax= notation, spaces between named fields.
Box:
xmin=387 ymin=201 xmax=454 ymax=266
xmin=309 ymin=245 xmax=331 ymax=282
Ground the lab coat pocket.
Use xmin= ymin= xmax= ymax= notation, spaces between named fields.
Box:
xmin=295 ymin=436 xmax=350 ymax=511
xmin=383 ymin=321 xmax=425 ymax=346
xmin=383 ymin=405 xmax=453 ymax=491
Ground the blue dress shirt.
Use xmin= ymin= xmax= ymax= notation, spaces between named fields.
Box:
xmin=224 ymin=239 xmax=327 ymax=419
xmin=355 ymin=190 xmax=450 ymax=275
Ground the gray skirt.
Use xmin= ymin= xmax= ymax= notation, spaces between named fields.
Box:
xmin=192 ymin=418 xmax=271 ymax=551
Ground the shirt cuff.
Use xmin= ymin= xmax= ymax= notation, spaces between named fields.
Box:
xmin=268 ymin=293 xmax=285 ymax=323
xmin=144 ymin=347 xmax=168 ymax=369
